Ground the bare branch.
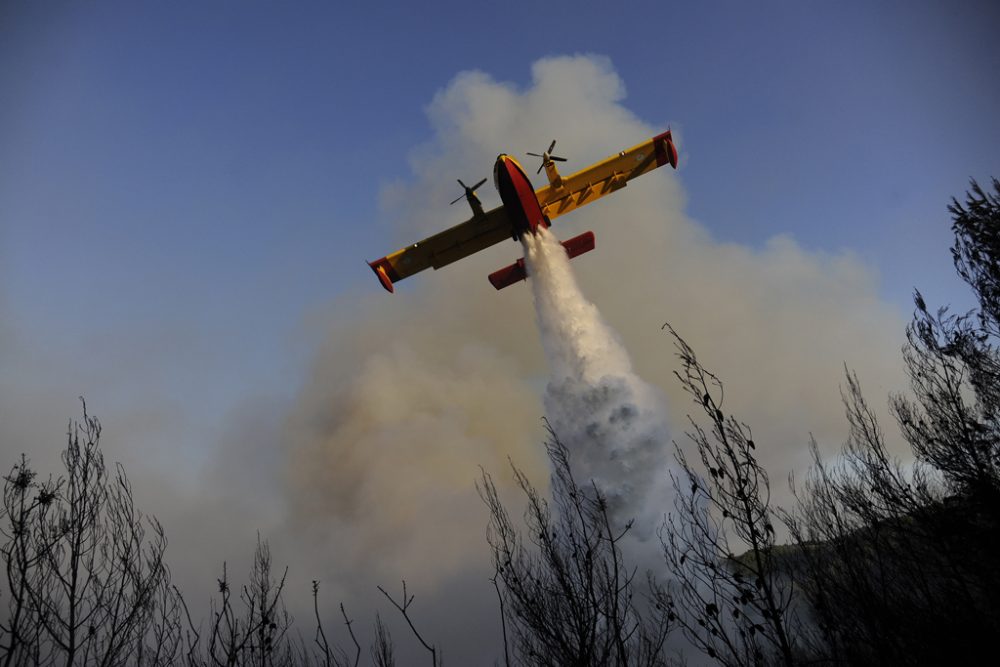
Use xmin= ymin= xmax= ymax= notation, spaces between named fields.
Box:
xmin=377 ymin=581 xmax=436 ymax=667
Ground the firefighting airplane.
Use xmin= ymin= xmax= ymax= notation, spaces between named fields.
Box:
xmin=367 ymin=131 xmax=678 ymax=292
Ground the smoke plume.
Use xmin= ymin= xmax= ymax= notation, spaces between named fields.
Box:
xmin=264 ymin=56 xmax=907 ymax=662
xmin=1 ymin=55 xmax=905 ymax=664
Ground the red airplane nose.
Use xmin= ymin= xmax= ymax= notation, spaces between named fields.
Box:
xmin=494 ymin=155 xmax=548 ymax=238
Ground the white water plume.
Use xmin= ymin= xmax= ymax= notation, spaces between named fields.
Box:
xmin=523 ymin=227 xmax=672 ymax=539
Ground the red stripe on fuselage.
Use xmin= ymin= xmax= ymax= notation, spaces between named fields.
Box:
xmin=493 ymin=155 xmax=548 ymax=238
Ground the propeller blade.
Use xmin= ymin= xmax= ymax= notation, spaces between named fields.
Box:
xmin=530 ymin=141 xmax=562 ymax=173
xmin=451 ymin=177 xmax=487 ymax=204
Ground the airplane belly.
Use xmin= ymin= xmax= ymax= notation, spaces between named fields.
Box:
xmin=494 ymin=155 xmax=548 ymax=237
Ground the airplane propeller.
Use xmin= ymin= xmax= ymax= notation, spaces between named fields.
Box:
xmin=450 ymin=177 xmax=488 ymax=205
xmin=527 ymin=139 xmax=568 ymax=174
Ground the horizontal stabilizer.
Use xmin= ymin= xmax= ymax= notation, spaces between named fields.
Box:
xmin=488 ymin=231 xmax=596 ymax=290
xmin=561 ymin=230 xmax=596 ymax=259
xmin=488 ymin=258 xmax=527 ymax=290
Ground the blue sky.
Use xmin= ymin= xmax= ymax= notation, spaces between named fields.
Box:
xmin=1 ymin=0 xmax=999 ymax=656
xmin=4 ymin=2 xmax=998 ymax=333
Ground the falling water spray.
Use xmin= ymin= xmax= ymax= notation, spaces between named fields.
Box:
xmin=523 ymin=227 xmax=672 ymax=542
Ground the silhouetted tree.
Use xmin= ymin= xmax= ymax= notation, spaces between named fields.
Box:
xmin=782 ymin=373 xmax=948 ymax=664
xmin=194 ymin=538 xmax=296 ymax=667
xmin=951 ymin=178 xmax=1000 ymax=331
xmin=783 ymin=178 xmax=1000 ymax=664
xmin=376 ymin=582 xmax=436 ymax=667
xmin=657 ymin=327 xmax=803 ymax=667
xmin=0 ymin=403 xmax=182 ymax=666
xmin=479 ymin=428 xmax=674 ymax=667
xmin=181 ymin=541 xmax=386 ymax=667
xmin=0 ymin=407 xmax=409 ymax=667
xmin=369 ymin=613 xmax=394 ymax=667
xmin=891 ymin=179 xmax=1000 ymax=503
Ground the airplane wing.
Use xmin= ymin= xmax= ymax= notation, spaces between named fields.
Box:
xmin=534 ymin=130 xmax=678 ymax=222
xmin=368 ymin=206 xmax=514 ymax=292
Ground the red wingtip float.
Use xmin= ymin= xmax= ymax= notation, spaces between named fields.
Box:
xmin=368 ymin=259 xmax=396 ymax=293
xmin=367 ymin=131 xmax=678 ymax=293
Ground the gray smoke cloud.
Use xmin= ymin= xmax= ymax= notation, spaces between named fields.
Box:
xmin=265 ymin=57 xmax=907 ymax=661
xmin=0 ymin=54 xmax=911 ymax=664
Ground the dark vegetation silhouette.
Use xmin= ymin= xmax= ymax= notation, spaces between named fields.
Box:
xmin=0 ymin=406 xmax=180 ymax=666
xmin=655 ymin=329 xmax=800 ymax=666
xmin=3 ymin=179 xmax=999 ymax=664
xmin=478 ymin=427 xmax=673 ymax=666
xmin=0 ymin=407 xmax=405 ymax=666
xmin=778 ymin=178 xmax=1000 ymax=665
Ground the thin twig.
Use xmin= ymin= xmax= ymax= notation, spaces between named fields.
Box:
xmin=339 ymin=602 xmax=361 ymax=667
xmin=377 ymin=581 xmax=436 ymax=666
xmin=491 ymin=566 xmax=510 ymax=667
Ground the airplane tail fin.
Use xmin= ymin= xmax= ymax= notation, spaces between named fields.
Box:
xmin=488 ymin=231 xmax=596 ymax=290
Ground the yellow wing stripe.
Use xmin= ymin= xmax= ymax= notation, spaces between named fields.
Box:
xmin=534 ymin=133 xmax=673 ymax=222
